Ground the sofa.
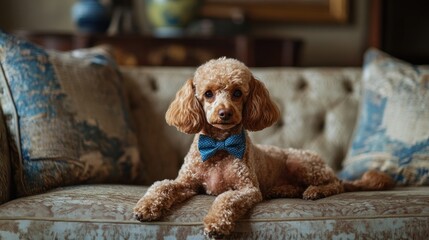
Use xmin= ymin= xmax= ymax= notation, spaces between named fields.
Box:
xmin=0 ymin=32 xmax=428 ymax=239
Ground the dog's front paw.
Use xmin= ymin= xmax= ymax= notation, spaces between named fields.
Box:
xmin=203 ymin=216 xmax=234 ymax=239
xmin=204 ymin=226 xmax=226 ymax=240
xmin=133 ymin=200 xmax=163 ymax=222
xmin=302 ymin=186 xmax=325 ymax=200
xmin=303 ymin=182 xmax=343 ymax=200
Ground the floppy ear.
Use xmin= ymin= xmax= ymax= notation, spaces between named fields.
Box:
xmin=243 ymin=76 xmax=280 ymax=131
xmin=165 ymin=79 xmax=205 ymax=134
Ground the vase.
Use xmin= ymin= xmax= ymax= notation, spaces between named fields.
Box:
xmin=145 ymin=0 xmax=200 ymax=37
xmin=71 ymin=0 xmax=111 ymax=33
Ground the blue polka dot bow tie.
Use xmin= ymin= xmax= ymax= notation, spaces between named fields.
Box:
xmin=198 ymin=130 xmax=246 ymax=162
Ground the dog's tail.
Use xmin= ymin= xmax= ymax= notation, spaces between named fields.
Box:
xmin=341 ymin=170 xmax=395 ymax=192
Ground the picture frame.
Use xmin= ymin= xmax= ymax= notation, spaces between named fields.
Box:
xmin=200 ymin=0 xmax=349 ymax=23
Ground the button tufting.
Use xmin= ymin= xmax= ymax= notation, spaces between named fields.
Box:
xmin=148 ymin=76 xmax=158 ymax=91
xmin=343 ymin=79 xmax=353 ymax=93
xmin=275 ymin=119 xmax=284 ymax=128
xmin=317 ymin=117 xmax=325 ymax=133
xmin=296 ymin=78 xmax=308 ymax=91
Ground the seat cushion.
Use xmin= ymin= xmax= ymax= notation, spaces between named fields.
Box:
xmin=0 ymin=185 xmax=428 ymax=239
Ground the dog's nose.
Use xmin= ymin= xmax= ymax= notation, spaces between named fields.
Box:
xmin=219 ymin=109 xmax=233 ymax=121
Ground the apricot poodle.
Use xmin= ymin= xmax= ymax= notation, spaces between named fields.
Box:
xmin=134 ymin=57 xmax=394 ymax=238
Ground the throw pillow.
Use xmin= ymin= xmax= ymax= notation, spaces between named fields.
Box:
xmin=339 ymin=48 xmax=429 ymax=186
xmin=0 ymin=31 xmax=141 ymax=197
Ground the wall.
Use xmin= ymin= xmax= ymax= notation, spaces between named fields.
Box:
xmin=0 ymin=0 xmax=369 ymax=67
xmin=253 ymin=0 xmax=370 ymax=66
xmin=0 ymin=0 xmax=76 ymax=32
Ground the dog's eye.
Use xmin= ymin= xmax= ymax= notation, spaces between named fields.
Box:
xmin=204 ymin=90 xmax=214 ymax=98
xmin=233 ymin=90 xmax=242 ymax=98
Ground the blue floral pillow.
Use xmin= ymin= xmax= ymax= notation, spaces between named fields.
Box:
xmin=0 ymin=31 xmax=141 ymax=196
xmin=339 ymin=49 xmax=429 ymax=186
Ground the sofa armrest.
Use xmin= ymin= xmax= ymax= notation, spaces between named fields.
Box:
xmin=0 ymin=106 xmax=11 ymax=204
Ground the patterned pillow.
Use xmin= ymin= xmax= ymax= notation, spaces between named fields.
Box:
xmin=0 ymin=107 xmax=11 ymax=204
xmin=0 ymin=31 xmax=141 ymax=197
xmin=339 ymin=49 xmax=429 ymax=186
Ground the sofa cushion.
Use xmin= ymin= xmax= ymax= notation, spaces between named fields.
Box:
xmin=0 ymin=185 xmax=428 ymax=239
xmin=0 ymin=31 xmax=140 ymax=197
xmin=122 ymin=67 xmax=362 ymax=173
xmin=250 ymin=68 xmax=362 ymax=171
xmin=122 ymin=68 xmax=195 ymax=184
xmin=340 ymin=49 xmax=429 ymax=185
xmin=0 ymin=107 xmax=11 ymax=204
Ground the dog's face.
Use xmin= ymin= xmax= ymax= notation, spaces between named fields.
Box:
xmin=193 ymin=59 xmax=252 ymax=130
xmin=165 ymin=57 xmax=280 ymax=134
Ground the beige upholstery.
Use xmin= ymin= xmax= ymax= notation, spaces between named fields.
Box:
xmin=123 ymin=67 xmax=362 ymax=184
xmin=0 ymin=184 xmax=427 ymax=239
xmin=250 ymin=68 xmax=362 ymax=171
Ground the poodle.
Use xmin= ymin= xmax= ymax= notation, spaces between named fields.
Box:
xmin=134 ymin=57 xmax=394 ymax=238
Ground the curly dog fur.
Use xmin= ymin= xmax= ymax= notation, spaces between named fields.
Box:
xmin=134 ymin=58 xmax=394 ymax=238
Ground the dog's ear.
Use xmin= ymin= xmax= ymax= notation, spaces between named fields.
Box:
xmin=243 ymin=76 xmax=280 ymax=131
xmin=165 ymin=79 xmax=205 ymax=134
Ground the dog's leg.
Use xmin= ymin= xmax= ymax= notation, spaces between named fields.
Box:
xmin=302 ymin=179 xmax=343 ymax=200
xmin=286 ymin=150 xmax=344 ymax=200
xmin=301 ymin=161 xmax=344 ymax=200
xmin=133 ymin=179 xmax=197 ymax=221
xmin=203 ymin=186 xmax=262 ymax=238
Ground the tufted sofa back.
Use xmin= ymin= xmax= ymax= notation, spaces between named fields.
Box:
xmin=123 ymin=67 xmax=362 ymax=183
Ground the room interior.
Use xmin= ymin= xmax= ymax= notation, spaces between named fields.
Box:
xmin=3 ymin=0 xmax=426 ymax=67
xmin=0 ymin=0 xmax=428 ymax=239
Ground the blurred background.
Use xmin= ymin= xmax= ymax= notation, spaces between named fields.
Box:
xmin=0 ymin=0 xmax=428 ymax=67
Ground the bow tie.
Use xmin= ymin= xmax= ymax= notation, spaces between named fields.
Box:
xmin=198 ymin=131 xmax=246 ymax=162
